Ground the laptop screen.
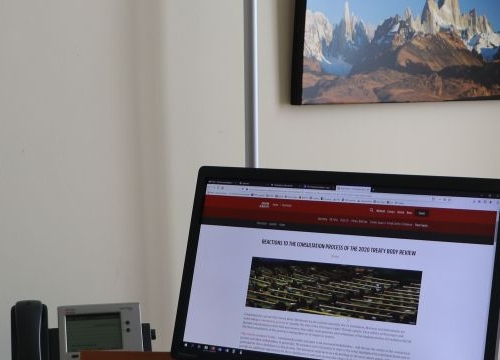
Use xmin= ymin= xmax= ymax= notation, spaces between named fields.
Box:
xmin=171 ymin=166 xmax=500 ymax=360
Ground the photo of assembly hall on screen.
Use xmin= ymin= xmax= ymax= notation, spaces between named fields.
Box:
xmin=246 ymin=258 xmax=422 ymax=325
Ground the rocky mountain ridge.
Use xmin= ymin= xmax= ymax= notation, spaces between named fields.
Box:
xmin=420 ymin=0 xmax=493 ymax=35
xmin=300 ymin=0 xmax=500 ymax=103
xmin=304 ymin=0 xmax=499 ymax=76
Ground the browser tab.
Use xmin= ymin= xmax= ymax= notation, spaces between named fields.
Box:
xmin=336 ymin=185 xmax=371 ymax=193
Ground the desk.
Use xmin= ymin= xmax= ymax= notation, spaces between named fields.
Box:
xmin=80 ymin=352 xmax=173 ymax=360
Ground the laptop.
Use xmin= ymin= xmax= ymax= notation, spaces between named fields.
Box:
xmin=171 ymin=166 xmax=500 ymax=360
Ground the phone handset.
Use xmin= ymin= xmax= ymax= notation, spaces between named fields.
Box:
xmin=11 ymin=300 xmax=49 ymax=360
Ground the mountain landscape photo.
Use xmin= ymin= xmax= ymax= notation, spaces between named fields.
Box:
xmin=296 ymin=0 xmax=500 ymax=104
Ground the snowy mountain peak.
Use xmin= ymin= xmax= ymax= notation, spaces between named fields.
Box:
xmin=422 ymin=0 xmax=492 ymax=35
xmin=343 ymin=1 xmax=353 ymax=42
xmin=328 ymin=0 xmax=371 ymax=63
xmin=404 ymin=8 xmax=412 ymax=22
xmin=438 ymin=0 xmax=462 ymax=25
xmin=344 ymin=1 xmax=350 ymax=22
xmin=420 ymin=0 xmax=497 ymax=57
xmin=303 ymin=10 xmax=334 ymax=61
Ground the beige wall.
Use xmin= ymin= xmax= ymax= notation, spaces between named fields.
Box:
xmin=0 ymin=0 xmax=145 ymax=355
xmin=136 ymin=0 xmax=245 ymax=351
xmin=0 ymin=0 xmax=244 ymax=355
xmin=0 ymin=0 xmax=499 ymax=356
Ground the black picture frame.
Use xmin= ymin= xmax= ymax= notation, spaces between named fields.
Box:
xmin=291 ymin=0 xmax=500 ymax=105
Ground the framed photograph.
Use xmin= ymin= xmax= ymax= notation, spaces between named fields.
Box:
xmin=291 ymin=0 xmax=500 ymax=105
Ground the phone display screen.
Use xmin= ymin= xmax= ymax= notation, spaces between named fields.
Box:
xmin=65 ymin=312 xmax=123 ymax=351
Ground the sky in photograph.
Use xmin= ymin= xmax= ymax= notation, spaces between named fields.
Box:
xmin=307 ymin=0 xmax=500 ymax=31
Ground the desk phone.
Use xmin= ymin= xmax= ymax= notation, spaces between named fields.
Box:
xmin=58 ymin=303 xmax=143 ymax=360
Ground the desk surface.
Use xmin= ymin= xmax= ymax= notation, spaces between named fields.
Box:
xmin=80 ymin=352 xmax=173 ymax=360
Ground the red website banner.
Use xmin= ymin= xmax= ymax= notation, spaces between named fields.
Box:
xmin=202 ymin=195 xmax=497 ymax=239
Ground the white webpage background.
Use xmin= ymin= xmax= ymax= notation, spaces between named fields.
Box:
xmin=184 ymin=225 xmax=495 ymax=359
